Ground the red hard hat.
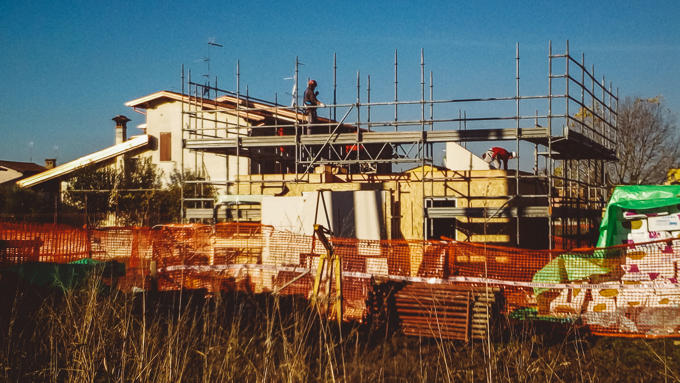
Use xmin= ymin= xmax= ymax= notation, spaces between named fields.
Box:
xmin=308 ymin=79 xmax=317 ymax=87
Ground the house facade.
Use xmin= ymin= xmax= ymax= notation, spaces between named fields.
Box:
xmin=124 ymin=91 xmax=255 ymax=189
xmin=18 ymin=91 xmax=267 ymax=192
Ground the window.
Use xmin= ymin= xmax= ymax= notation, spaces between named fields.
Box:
xmin=425 ymin=198 xmax=457 ymax=240
xmin=160 ymin=133 xmax=171 ymax=161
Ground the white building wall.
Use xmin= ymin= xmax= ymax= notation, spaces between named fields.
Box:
xmin=261 ymin=191 xmax=384 ymax=240
xmin=0 ymin=168 xmax=23 ymax=185
xmin=139 ymin=101 xmax=251 ymax=187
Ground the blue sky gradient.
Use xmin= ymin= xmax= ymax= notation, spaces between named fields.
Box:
xmin=1 ymin=1 xmax=678 ymax=166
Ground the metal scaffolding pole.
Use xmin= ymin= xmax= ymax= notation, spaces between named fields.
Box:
xmin=174 ymin=41 xmax=617 ymax=248
xmin=548 ymin=40 xmax=554 ymax=249
xmin=515 ymin=42 xmax=521 ymax=247
xmin=181 ymin=64 xmax=185 ymax=222
xmin=421 ymin=49 xmax=426 ymax=240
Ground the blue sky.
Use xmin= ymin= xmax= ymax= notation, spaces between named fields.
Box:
xmin=1 ymin=1 xmax=679 ymax=167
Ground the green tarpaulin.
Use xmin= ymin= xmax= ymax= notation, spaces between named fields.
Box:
xmin=531 ymin=185 xmax=680 ymax=296
xmin=532 ymin=253 xmax=611 ymax=295
xmin=597 ymin=185 xmax=680 ymax=248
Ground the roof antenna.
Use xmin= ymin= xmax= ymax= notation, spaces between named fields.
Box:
xmin=29 ymin=141 xmax=33 ymax=163
xmin=202 ymin=38 xmax=223 ymax=98
xmin=284 ymin=77 xmax=296 ymax=107
xmin=285 ymin=59 xmax=304 ymax=107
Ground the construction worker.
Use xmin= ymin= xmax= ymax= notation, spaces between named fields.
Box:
xmin=303 ymin=79 xmax=325 ymax=135
xmin=482 ymin=147 xmax=517 ymax=170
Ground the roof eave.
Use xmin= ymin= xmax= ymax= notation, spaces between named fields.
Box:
xmin=17 ymin=135 xmax=151 ymax=188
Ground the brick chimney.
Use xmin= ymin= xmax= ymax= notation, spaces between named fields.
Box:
xmin=45 ymin=159 xmax=56 ymax=169
xmin=113 ymin=115 xmax=131 ymax=145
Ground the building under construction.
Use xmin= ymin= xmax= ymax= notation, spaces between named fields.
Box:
xmin=14 ymin=43 xmax=680 ymax=341
xmin=134 ymin=41 xmax=617 ymax=250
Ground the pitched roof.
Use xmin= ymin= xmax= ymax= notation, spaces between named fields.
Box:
xmin=126 ymin=90 xmax=360 ymax=130
xmin=0 ymin=160 xmax=46 ymax=174
xmin=17 ymin=135 xmax=150 ymax=188
xmin=125 ymin=91 xmax=266 ymax=122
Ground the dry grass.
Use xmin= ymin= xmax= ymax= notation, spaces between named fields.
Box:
xmin=0 ymin=269 xmax=679 ymax=382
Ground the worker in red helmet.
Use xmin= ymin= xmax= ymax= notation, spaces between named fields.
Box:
xmin=303 ymin=79 xmax=325 ymax=135
xmin=482 ymin=147 xmax=517 ymax=170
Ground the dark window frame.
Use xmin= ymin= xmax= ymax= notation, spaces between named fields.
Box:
xmin=160 ymin=132 xmax=172 ymax=162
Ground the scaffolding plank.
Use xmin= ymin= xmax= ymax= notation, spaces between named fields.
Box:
xmin=427 ymin=127 xmax=549 ymax=141
xmin=184 ymin=127 xmax=550 ymax=149
xmin=185 ymin=137 xmax=239 ymax=149
xmin=525 ymin=129 xmax=617 ymax=161
xmin=426 ymin=206 xmax=550 ymax=218
xmin=184 ymin=126 xmax=616 ymax=161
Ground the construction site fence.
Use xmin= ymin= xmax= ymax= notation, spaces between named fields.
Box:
xmin=0 ymin=210 xmax=178 ymax=228
xmin=1 ymin=221 xmax=678 ymax=338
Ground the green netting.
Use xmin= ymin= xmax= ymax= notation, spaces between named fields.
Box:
xmin=597 ymin=185 xmax=680 ymax=248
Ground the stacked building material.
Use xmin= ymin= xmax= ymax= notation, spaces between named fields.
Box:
xmin=393 ymin=283 xmax=502 ymax=341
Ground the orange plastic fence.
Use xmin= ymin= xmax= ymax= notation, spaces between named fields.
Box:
xmin=0 ymin=222 xmax=89 ymax=265
xmin=2 ymin=221 xmax=680 ymax=338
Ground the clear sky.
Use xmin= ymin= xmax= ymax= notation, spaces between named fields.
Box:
xmin=1 ymin=0 xmax=679 ymax=166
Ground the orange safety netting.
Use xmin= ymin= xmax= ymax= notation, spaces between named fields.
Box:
xmin=2 ymin=221 xmax=680 ymax=338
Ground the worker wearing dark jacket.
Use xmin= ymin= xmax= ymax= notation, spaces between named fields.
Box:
xmin=303 ymin=79 xmax=325 ymax=135
xmin=482 ymin=147 xmax=517 ymax=170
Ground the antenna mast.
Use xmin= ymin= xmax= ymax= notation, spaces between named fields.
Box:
xmin=204 ymin=38 xmax=223 ymax=97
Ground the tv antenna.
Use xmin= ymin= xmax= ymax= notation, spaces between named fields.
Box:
xmin=284 ymin=59 xmax=304 ymax=107
xmin=198 ymin=38 xmax=223 ymax=97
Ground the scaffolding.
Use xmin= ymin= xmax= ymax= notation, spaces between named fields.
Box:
xmin=178 ymin=40 xmax=617 ymax=249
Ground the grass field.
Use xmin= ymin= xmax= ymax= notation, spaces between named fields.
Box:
xmin=1 ymin=268 xmax=679 ymax=383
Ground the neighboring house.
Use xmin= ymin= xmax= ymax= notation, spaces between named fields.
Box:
xmin=1 ymin=159 xmax=61 ymax=207
xmin=18 ymin=89 xmax=287 ymax=190
xmin=0 ymin=160 xmax=48 ymax=187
